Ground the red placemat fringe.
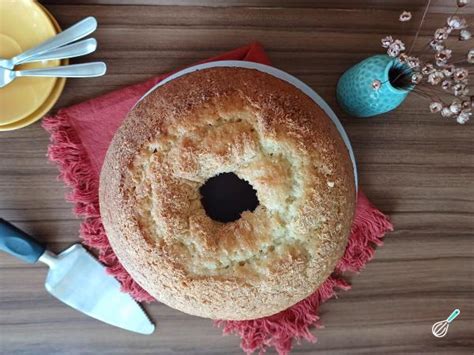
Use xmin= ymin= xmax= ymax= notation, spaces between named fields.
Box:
xmin=336 ymin=191 xmax=394 ymax=274
xmin=215 ymin=276 xmax=350 ymax=355
xmin=215 ymin=191 xmax=392 ymax=355
xmin=43 ymin=113 xmax=154 ymax=302
xmin=43 ymin=111 xmax=98 ymax=217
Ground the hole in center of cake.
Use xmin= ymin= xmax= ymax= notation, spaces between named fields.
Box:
xmin=199 ymin=172 xmax=259 ymax=223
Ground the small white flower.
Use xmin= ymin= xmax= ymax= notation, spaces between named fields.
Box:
xmin=467 ymin=49 xmax=474 ymax=64
xmin=372 ymin=79 xmax=382 ymax=90
xmin=399 ymin=11 xmax=412 ymax=22
xmin=441 ymin=107 xmax=454 ymax=117
xmin=434 ymin=27 xmax=450 ymax=41
xmin=441 ymin=80 xmax=453 ymax=90
xmin=462 ymin=98 xmax=473 ymax=111
xmin=453 ymin=83 xmax=468 ymax=96
xmin=411 ymin=72 xmax=423 ymax=84
xmin=422 ymin=63 xmax=435 ymax=75
xmin=387 ymin=46 xmax=400 ymax=57
xmin=428 ymin=71 xmax=444 ymax=85
xmin=454 ymin=68 xmax=469 ymax=82
xmin=442 ymin=65 xmax=455 ymax=77
xmin=436 ymin=59 xmax=448 ymax=67
xmin=459 ymin=29 xmax=472 ymax=41
xmin=381 ymin=35 xmax=394 ymax=48
xmin=393 ymin=39 xmax=406 ymax=51
xmin=447 ymin=16 xmax=467 ymax=30
xmin=387 ymin=39 xmax=406 ymax=57
xmin=456 ymin=112 xmax=470 ymax=124
xmin=406 ymin=56 xmax=420 ymax=68
xmin=429 ymin=40 xmax=445 ymax=52
xmin=450 ymin=99 xmax=462 ymax=114
xmin=429 ymin=101 xmax=443 ymax=113
xmin=398 ymin=53 xmax=408 ymax=63
xmin=435 ymin=49 xmax=453 ymax=63
xmin=457 ymin=0 xmax=470 ymax=7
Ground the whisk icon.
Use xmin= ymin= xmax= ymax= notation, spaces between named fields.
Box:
xmin=432 ymin=309 xmax=460 ymax=338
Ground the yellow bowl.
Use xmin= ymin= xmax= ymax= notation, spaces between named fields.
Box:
xmin=0 ymin=1 xmax=66 ymax=131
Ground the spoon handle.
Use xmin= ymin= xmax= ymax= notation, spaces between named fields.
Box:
xmin=21 ymin=38 xmax=97 ymax=63
xmin=16 ymin=62 xmax=106 ymax=78
xmin=447 ymin=309 xmax=460 ymax=323
xmin=12 ymin=17 xmax=97 ymax=66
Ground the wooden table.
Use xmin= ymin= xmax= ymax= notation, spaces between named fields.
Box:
xmin=1 ymin=1 xmax=473 ymax=354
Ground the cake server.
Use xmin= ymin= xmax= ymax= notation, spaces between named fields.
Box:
xmin=0 ymin=218 xmax=155 ymax=335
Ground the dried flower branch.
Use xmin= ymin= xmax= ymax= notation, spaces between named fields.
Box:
xmin=408 ymin=0 xmax=432 ymax=54
xmin=373 ymin=3 xmax=473 ymax=124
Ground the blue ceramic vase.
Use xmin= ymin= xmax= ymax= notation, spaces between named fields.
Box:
xmin=336 ymin=54 xmax=412 ymax=118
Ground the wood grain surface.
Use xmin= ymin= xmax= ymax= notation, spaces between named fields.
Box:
xmin=0 ymin=1 xmax=473 ymax=354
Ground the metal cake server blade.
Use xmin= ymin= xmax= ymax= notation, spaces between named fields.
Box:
xmin=41 ymin=245 xmax=155 ymax=335
xmin=0 ymin=218 xmax=154 ymax=335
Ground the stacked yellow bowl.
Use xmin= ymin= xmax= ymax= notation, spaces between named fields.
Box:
xmin=0 ymin=0 xmax=67 ymax=131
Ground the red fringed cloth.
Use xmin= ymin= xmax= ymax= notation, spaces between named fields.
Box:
xmin=43 ymin=42 xmax=393 ymax=354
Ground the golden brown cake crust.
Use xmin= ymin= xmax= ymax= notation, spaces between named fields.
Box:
xmin=99 ymin=67 xmax=356 ymax=320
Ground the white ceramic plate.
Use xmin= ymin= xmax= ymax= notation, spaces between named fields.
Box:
xmin=138 ymin=60 xmax=358 ymax=188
